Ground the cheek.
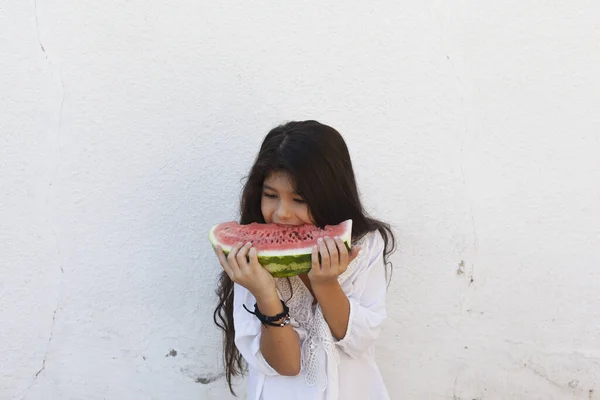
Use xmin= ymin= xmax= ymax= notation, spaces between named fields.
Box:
xmin=260 ymin=198 xmax=273 ymax=222
xmin=300 ymin=205 xmax=314 ymax=224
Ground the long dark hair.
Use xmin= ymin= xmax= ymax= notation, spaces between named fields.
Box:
xmin=213 ymin=120 xmax=397 ymax=395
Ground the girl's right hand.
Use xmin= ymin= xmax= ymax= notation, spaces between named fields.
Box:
xmin=215 ymin=242 xmax=278 ymax=301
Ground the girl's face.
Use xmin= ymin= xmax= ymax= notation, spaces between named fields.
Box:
xmin=261 ymin=171 xmax=314 ymax=226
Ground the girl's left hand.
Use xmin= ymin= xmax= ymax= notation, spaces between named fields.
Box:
xmin=308 ymin=236 xmax=361 ymax=284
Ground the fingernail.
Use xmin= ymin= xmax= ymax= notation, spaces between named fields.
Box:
xmin=318 ymin=238 xmax=323 ymax=243
xmin=246 ymin=242 xmax=252 ymax=246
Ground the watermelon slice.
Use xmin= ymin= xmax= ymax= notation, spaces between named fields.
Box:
xmin=209 ymin=220 xmax=353 ymax=277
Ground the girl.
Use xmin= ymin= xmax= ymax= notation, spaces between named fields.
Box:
xmin=213 ymin=120 xmax=396 ymax=400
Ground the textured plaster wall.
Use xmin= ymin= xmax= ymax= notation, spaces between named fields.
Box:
xmin=1 ymin=1 xmax=599 ymax=399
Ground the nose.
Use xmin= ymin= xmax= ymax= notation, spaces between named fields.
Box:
xmin=275 ymin=202 xmax=292 ymax=221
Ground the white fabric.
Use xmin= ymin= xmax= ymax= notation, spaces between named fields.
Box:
xmin=233 ymin=230 xmax=390 ymax=400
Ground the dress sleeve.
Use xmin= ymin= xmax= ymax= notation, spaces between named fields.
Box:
xmin=233 ymin=283 xmax=280 ymax=376
xmin=333 ymin=231 xmax=388 ymax=358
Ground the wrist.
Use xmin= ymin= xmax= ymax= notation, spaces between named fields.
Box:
xmin=251 ymin=285 xmax=277 ymax=301
xmin=253 ymin=288 xmax=282 ymax=314
xmin=311 ymin=279 xmax=341 ymax=294
xmin=311 ymin=278 xmax=340 ymax=287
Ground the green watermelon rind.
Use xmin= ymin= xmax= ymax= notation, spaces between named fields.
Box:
xmin=208 ymin=220 xmax=352 ymax=278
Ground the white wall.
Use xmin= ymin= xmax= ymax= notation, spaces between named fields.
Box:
xmin=1 ymin=1 xmax=599 ymax=399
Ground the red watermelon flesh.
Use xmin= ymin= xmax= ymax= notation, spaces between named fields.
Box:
xmin=209 ymin=220 xmax=352 ymax=277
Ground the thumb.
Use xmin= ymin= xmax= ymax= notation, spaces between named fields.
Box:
xmin=349 ymin=245 xmax=361 ymax=262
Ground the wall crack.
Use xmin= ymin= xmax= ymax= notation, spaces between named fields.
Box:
xmin=429 ymin=3 xmax=479 ymax=285
xmin=24 ymin=1 xmax=66 ymax=398
xmin=33 ymin=0 xmax=46 ymax=55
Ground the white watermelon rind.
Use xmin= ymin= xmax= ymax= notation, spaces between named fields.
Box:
xmin=208 ymin=220 xmax=352 ymax=278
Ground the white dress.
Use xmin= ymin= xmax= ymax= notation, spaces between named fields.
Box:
xmin=233 ymin=230 xmax=390 ymax=400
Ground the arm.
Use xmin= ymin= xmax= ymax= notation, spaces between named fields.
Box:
xmin=310 ymin=233 xmax=388 ymax=357
xmin=255 ymin=289 xmax=301 ymax=376
xmin=333 ymin=249 xmax=387 ymax=358
xmin=233 ymin=284 xmax=301 ymax=376
xmin=218 ymin=242 xmax=300 ymax=376
xmin=312 ymin=280 xmax=350 ymax=340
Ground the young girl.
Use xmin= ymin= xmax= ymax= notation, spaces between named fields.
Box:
xmin=213 ymin=120 xmax=396 ymax=400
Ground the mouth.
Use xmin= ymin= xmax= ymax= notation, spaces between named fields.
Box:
xmin=274 ymin=222 xmax=304 ymax=227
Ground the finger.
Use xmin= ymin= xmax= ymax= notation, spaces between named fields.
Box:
xmin=236 ymin=242 xmax=252 ymax=270
xmin=324 ymin=237 xmax=339 ymax=269
xmin=349 ymin=245 xmax=361 ymax=263
xmin=311 ymin=245 xmax=320 ymax=272
xmin=227 ymin=242 xmax=243 ymax=272
xmin=215 ymin=245 xmax=233 ymax=277
xmin=317 ymin=238 xmax=330 ymax=269
xmin=248 ymin=246 xmax=261 ymax=268
xmin=335 ymin=236 xmax=348 ymax=267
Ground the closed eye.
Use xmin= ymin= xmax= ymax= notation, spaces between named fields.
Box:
xmin=294 ymin=198 xmax=306 ymax=204
xmin=263 ymin=192 xmax=277 ymax=199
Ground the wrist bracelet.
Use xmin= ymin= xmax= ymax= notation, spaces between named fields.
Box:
xmin=243 ymin=300 xmax=291 ymax=327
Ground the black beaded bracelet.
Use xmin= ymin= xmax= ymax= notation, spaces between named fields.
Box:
xmin=243 ymin=300 xmax=291 ymax=327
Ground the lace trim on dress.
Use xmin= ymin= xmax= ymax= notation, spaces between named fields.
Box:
xmin=275 ymin=233 xmax=371 ymax=393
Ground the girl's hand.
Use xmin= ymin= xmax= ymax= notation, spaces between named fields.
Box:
xmin=215 ymin=242 xmax=278 ymax=301
xmin=308 ymin=236 xmax=361 ymax=285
